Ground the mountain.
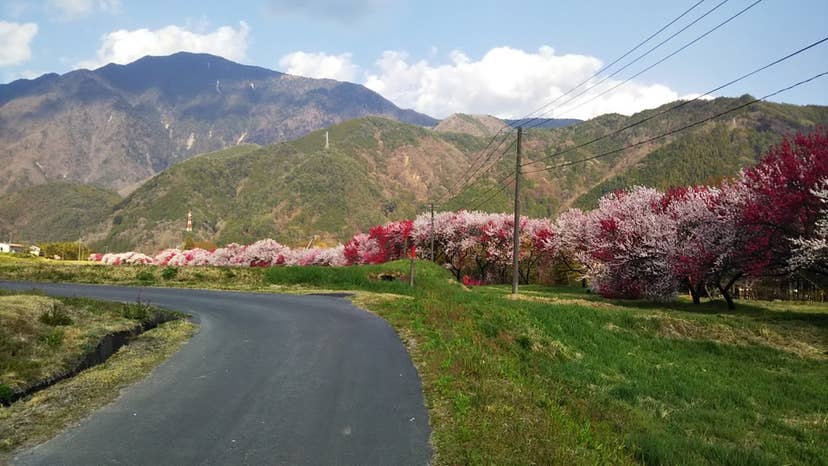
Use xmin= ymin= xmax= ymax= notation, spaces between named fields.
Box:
xmin=505 ymin=118 xmax=582 ymax=128
xmin=432 ymin=114 xmax=580 ymax=138
xmin=0 ymin=52 xmax=437 ymax=195
xmin=76 ymin=96 xmax=827 ymax=252
xmin=93 ymin=118 xmax=487 ymax=250
xmin=0 ymin=183 xmax=120 ymax=243
xmin=4 ymin=96 xmax=825 ymax=250
xmin=434 ymin=114 xmax=509 ymax=137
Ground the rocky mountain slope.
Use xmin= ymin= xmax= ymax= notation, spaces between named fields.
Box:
xmin=4 ymin=96 xmax=826 ymax=251
xmin=0 ymin=52 xmax=436 ymax=195
xmin=92 ymin=97 xmax=828 ymax=251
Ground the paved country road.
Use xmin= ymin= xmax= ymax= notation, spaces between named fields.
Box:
xmin=0 ymin=282 xmax=431 ymax=466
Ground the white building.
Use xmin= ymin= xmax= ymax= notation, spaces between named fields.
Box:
xmin=0 ymin=242 xmax=27 ymax=253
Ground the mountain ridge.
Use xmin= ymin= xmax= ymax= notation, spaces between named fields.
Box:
xmin=3 ymin=96 xmax=827 ymax=251
xmin=0 ymin=52 xmax=437 ymax=195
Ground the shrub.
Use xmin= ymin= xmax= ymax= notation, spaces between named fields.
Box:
xmin=136 ymin=269 xmax=155 ymax=282
xmin=39 ymin=303 xmax=73 ymax=326
xmin=161 ymin=267 xmax=179 ymax=280
xmin=121 ymin=301 xmax=152 ymax=321
xmin=0 ymin=383 xmax=13 ymax=405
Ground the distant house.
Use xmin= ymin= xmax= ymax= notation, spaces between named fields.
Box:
xmin=0 ymin=242 xmax=28 ymax=253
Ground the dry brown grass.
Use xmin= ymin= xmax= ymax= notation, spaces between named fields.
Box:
xmin=641 ymin=314 xmax=827 ymax=360
xmin=0 ymin=319 xmax=196 ymax=461
xmin=0 ymin=295 xmax=137 ymax=391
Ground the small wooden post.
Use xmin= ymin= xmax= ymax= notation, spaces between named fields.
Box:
xmin=409 ymin=245 xmax=416 ymax=288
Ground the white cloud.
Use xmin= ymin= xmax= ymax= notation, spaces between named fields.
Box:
xmin=0 ymin=21 xmax=38 ymax=66
xmin=5 ymin=69 xmax=42 ymax=81
xmin=278 ymin=51 xmax=359 ymax=81
xmin=77 ymin=21 xmax=250 ymax=69
xmin=47 ymin=0 xmax=121 ymax=20
xmin=363 ymin=46 xmax=691 ymax=120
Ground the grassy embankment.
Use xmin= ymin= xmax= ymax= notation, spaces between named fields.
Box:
xmin=0 ymin=287 xmax=195 ymax=460
xmin=1 ymin=255 xmax=826 ymax=464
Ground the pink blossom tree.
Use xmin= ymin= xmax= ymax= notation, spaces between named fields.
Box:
xmin=583 ymin=187 xmax=679 ymax=301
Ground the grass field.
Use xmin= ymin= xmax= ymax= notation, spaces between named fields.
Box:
xmin=0 ymin=256 xmax=826 ymax=464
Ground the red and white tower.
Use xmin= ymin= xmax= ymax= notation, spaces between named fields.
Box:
xmin=186 ymin=210 xmax=193 ymax=232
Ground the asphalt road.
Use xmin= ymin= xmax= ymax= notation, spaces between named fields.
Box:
xmin=0 ymin=282 xmax=431 ymax=466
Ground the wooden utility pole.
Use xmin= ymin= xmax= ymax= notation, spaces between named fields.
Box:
xmin=430 ymin=202 xmax=435 ymax=261
xmin=409 ymin=246 xmax=416 ymax=287
xmin=511 ymin=127 xmax=523 ymax=294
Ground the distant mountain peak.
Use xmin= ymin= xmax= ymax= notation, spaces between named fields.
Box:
xmin=434 ymin=114 xmax=508 ymax=137
xmin=0 ymin=52 xmax=437 ymax=195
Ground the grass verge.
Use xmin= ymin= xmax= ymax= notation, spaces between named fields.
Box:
xmin=0 ymin=292 xmax=196 ymax=462
xmin=2 ymin=256 xmax=826 ymax=464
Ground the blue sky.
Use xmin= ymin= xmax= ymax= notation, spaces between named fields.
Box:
xmin=1 ymin=0 xmax=826 ymax=119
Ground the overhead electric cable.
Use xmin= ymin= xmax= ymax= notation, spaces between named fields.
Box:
xmin=520 ymin=35 xmax=828 ymax=168
xmin=528 ymin=0 xmax=763 ymax=126
xmin=439 ymin=0 xmax=713 ymax=205
xmin=522 ymin=70 xmax=828 ymax=175
xmin=513 ymin=0 xmax=710 ymax=129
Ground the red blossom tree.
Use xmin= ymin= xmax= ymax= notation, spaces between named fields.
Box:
xmin=738 ymin=127 xmax=828 ymax=277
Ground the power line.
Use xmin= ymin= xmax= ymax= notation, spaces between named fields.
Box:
xmin=469 ymin=173 xmax=515 ymax=211
xmin=523 ymin=70 xmax=828 ymax=175
xmin=438 ymin=0 xmax=713 ymax=205
xmin=521 ymin=35 xmax=828 ymax=168
xmin=440 ymin=132 xmax=517 ymax=203
xmin=533 ymin=0 xmax=762 ymax=125
xmin=512 ymin=0 xmax=709 ymax=129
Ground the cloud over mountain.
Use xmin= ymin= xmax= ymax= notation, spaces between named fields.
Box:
xmin=279 ymin=51 xmax=359 ymax=81
xmin=278 ymin=45 xmax=694 ymax=120
xmin=77 ymin=21 xmax=250 ymax=69
xmin=0 ymin=21 xmax=38 ymax=66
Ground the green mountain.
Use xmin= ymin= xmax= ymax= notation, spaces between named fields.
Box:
xmin=98 ymin=118 xmax=484 ymax=250
xmin=7 ymin=96 xmax=826 ymax=252
xmin=0 ymin=183 xmax=120 ymax=243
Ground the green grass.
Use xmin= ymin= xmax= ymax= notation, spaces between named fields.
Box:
xmin=1 ymin=257 xmax=826 ymax=464
xmin=0 ymin=319 xmax=196 ymax=459
xmin=0 ymin=291 xmax=185 ymax=399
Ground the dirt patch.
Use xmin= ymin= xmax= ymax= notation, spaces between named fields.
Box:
xmin=368 ymin=271 xmax=407 ymax=282
xmin=645 ymin=315 xmax=827 ymax=360
xmin=505 ymin=293 xmax=623 ymax=310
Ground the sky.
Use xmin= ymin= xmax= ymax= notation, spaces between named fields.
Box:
xmin=1 ymin=0 xmax=826 ymax=120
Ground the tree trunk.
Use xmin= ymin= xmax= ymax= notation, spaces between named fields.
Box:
xmin=716 ymin=282 xmax=735 ymax=310
xmin=689 ymin=283 xmax=701 ymax=305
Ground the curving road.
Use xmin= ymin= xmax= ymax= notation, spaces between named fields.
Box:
xmin=0 ymin=282 xmax=431 ymax=466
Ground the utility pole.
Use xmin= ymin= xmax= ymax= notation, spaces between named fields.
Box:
xmin=512 ymin=126 xmax=522 ymax=294
xmin=430 ymin=202 xmax=435 ymax=262
xmin=409 ymin=245 xmax=416 ymax=288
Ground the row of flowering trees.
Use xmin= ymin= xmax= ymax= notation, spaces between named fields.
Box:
xmin=91 ymin=128 xmax=826 ymax=307
xmin=554 ymin=128 xmax=827 ymax=307
xmin=91 ymin=242 xmax=348 ymax=267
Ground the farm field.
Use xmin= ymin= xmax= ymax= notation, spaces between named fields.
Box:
xmin=1 ymin=257 xmax=825 ymax=464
